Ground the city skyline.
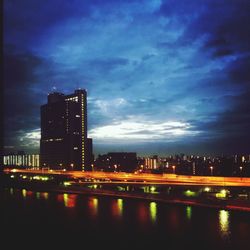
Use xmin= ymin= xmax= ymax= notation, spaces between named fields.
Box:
xmin=4 ymin=0 xmax=250 ymax=156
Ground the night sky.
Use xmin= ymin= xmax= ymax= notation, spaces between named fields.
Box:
xmin=3 ymin=0 xmax=250 ymax=157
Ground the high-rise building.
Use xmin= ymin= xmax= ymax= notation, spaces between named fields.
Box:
xmin=40 ymin=89 xmax=91 ymax=170
xmin=86 ymin=138 xmax=94 ymax=169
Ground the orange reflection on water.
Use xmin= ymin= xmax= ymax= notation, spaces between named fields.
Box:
xmin=63 ymin=194 xmax=77 ymax=208
xmin=41 ymin=192 xmax=49 ymax=200
xmin=168 ymin=208 xmax=179 ymax=230
xmin=111 ymin=199 xmax=123 ymax=219
xmin=57 ymin=194 xmax=64 ymax=203
xmin=88 ymin=197 xmax=98 ymax=218
xmin=22 ymin=189 xmax=32 ymax=198
xmin=137 ymin=202 xmax=149 ymax=224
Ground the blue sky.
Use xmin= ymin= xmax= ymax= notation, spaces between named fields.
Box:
xmin=4 ymin=0 xmax=250 ymax=156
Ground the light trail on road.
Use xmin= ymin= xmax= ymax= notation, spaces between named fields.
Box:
xmin=4 ymin=168 xmax=250 ymax=187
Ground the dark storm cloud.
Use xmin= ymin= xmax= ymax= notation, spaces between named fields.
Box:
xmin=212 ymin=49 xmax=233 ymax=58
xmin=158 ymin=0 xmax=250 ymax=56
xmin=4 ymin=0 xmax=91 ymax=46
xmin=188 ymin=90 xmax=250 ymax=153
xmin=187 ymin=1 xmax=248 ymax=45
xmin=205 ymin=1 xmax=250 ymax=52
xmin=227 ymin=56 xmax=250 ymax=84
xmin=214 ymin=91 xmax=250 ymax=132
xmin=4 ymin=45 xmax=42 ymax=87
xmin=159 ymin=0 xmax=250 ymax=152
xmin=3 ymin=45 xmax=47 ymax=150
xmin=199 ymin=1 xmax=250 ymax=150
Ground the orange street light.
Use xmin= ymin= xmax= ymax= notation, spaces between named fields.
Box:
xmin=172 ymin=165 xmax=176 ymax=174
xmin=240 ymin=166 xmax=243 ymax=177
xmin=210 ymin=166 xmax=213 ymax=176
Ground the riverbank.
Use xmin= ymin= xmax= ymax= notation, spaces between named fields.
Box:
xmin=2 ymin=177 xmax=250 ymax=212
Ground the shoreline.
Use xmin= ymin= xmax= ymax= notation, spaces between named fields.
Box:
xmin=3 ymin=181 xmax=250 ymax=212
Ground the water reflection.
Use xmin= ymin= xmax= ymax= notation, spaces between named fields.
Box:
xmin=169 ymin=208 xmax=179 ymax=230
xmin=27 ymin=190 xmax=33 ymax=197
xmin=186 ymin=206 xmax=192 ymax=220
xmin=88 ymin=197 xmax=99 ymax=218
xmin=111 ymin=198 xmax=123 ymax=219
xmin=41 ymin=192 xmax=49 ymax=200
xmin=219 ymin=210 xmax=231 ymax=239
xmin=10 ymin=188 xmax=14 ymax=195
xmin=22 ymin=189 xmax=27 ymax=198
xmin=57 ymin=194 xmax=64 ymax=203
xmin=63 ymin=194 xmax=76 ymax=208
xmin=118 ymin=199 xmax=123 ymax=214
xmin=36 ymin=192 xmax=41 ymax=199
xmin=138 ymin=202 xmax=149 ymax=224
xmin=3 ymin=188 xmax=250 ymax=249
xmin=150 ymin=202 xmax=157 ymax=223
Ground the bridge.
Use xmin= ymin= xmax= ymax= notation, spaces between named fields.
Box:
xmin=4 ymin=168 xmax=250 ymax=187
xmin=3 ymin=168 xmax=250 ymax=211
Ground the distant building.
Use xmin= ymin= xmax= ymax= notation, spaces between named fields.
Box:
xmin=4 ymin=152 xmax=40 ymax=168
xmin=145 ymin=155 xmax=158 ymax=170
xmin=95 ymin=152 xmax=137 ymax=172
xmin=40 ymin=89 xmax=92 ymax=170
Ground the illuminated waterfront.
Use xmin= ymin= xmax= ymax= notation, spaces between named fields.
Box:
xmin=1 ymin=188 xmax=250 ymax=249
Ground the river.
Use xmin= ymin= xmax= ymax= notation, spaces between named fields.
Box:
xmin=1 ymin=187 xmax=250 ymax=250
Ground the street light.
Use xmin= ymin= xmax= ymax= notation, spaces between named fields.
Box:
xmin=172 ymin=165 xmax=176 ymax=174
xmin=240 ymin=166 xmax=243 ymax=177
xmin=42 ymin=163 xmax=46 ymax=172
xmin=210 ymin=166 xmax=213 ymax=176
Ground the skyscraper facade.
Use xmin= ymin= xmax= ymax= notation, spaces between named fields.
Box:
xmin=40 ymin=89 xmax=91 ymax=171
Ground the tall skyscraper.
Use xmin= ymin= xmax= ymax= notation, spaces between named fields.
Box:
xmin=40 ymin=89 xmax=91 ymax=171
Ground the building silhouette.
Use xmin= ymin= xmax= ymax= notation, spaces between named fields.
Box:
xmin=94 ymin=152 xmax=137 ymax=172
xmin=40 ymin=89 xmax=92 ymax=170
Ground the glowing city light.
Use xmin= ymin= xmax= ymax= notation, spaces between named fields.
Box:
xmin=150 ymin=202 xmax=157 ymax=223
xmin=219 ymin=210 xmax=230 ymax=238
xmin=186 ymin=206 xmax=192 ymax=220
